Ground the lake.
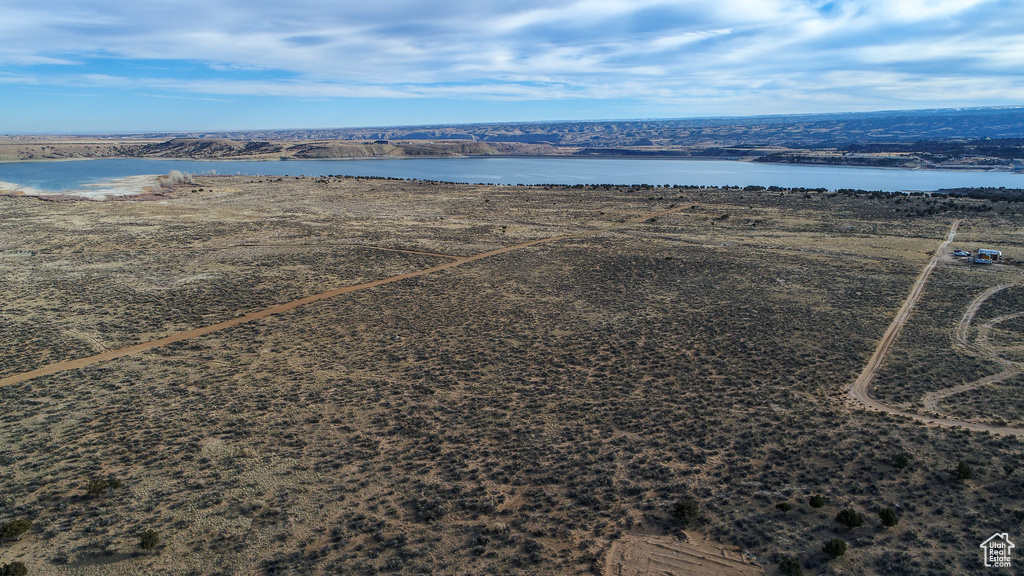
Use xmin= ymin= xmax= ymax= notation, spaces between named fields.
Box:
xmin=1 ymin=157 xmax=1022 ymax=193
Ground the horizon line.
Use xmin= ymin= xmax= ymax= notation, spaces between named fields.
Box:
xmin=5 ymin=104 xmax=1023 ymax=138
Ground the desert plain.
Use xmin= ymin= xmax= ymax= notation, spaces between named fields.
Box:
xmin=2 ymin=175 xmax=1024 ymax=575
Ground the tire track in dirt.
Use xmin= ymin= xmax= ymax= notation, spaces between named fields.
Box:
xmin=922 ymin=293 xmax=1024 ymax=412
xmin=1 ymin=205 xmax=690 ymax=388
xmin=605 ymin=533 xmax=763 ymax=576
xmin=848 ymin=220 xmax=1024 ymax=436
xmin=921 ymin=370 xmax=1019 ymax=413
xmin=954 ymin=285 xmax=1010 ymax=346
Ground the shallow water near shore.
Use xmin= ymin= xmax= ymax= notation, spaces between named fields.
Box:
xmin=1 ymin=156 xmax=1022 ymax=193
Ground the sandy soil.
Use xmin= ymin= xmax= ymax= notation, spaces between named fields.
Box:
xmin=605 ymin=533 xmax=764 ymax=576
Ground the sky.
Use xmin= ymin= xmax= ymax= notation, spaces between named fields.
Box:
xmin=1 ymin=0 xmax=1023 ymax=133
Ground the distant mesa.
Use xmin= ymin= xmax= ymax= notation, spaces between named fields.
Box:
xmin=4 ymin=106 xmax=1024 ymax=168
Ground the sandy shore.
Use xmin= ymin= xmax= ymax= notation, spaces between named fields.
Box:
xmin=0 ymin=174 xmax=163 ymax=200
xmin=0 ymin=181 xmax=44 ymax=196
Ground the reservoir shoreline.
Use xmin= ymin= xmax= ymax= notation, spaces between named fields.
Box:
xmin=1 ymin=156 xmax=1022 ymax=196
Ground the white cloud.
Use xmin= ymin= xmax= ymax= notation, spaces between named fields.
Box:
xmin=856 ymin=34 xmax=1024 ymax=68
xmin=870 ymin=0 xmax=995 ymax=22
xmin=0 ymin=0 xmax=1021 ymax=114
xmin=646 ymin=29 xmax=733 ymax=52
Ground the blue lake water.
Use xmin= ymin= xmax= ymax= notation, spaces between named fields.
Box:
xmin=1 ymin=157 xmax=1022 ymax=192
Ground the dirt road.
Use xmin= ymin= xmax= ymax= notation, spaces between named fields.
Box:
xmin=953 ymin=285 xmax=1009 ymax=346
xmin=847 ymin=220 xmax=1024 ymax=436
xmin=923 ymin=289 xmax=1024 ymax=412
xmin=0 ymin=205 xmax=689 ymax=388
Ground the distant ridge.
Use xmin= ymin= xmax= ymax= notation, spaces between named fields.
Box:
xmin=7 ymin=106 xmax=1023 ymax=169
xmin=99 ymin=106 xmax=1024 ymax=147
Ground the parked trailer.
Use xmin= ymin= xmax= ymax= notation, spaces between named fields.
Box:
xmin=974 ymin=248 xmax=1002 ymax=264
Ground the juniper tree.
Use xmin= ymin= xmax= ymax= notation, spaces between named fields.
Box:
xmin=953 ymin=461 xmax=973 ymax=482
xmin=823 ymin=538 xmax=847 ymax=559
xmin=672 ymin=498 xmax=700 ymax=526
xmin=139 ymin=529 xmax=160 ymax=552
xmin=778 ymin=556 xmax=802 ymax=576
xmin=835 ymin=509 xmax=863 ymax=529
xmin=0 ymin=519 xmax=31 ymax=540
xmin=0 ymin=562 xmax=28 ymax=576
xmin=879 ymin=507 xmax=899 ymax=528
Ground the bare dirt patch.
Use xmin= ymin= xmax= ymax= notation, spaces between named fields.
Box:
xmin=605 ymin=532 xmax=763 ymax=576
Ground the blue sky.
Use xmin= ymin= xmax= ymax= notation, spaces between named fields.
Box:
xmin=1 ymin=0 xmax=1023 ymax=133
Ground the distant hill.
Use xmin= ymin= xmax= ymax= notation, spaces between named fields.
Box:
xmin=141 ymin=106 xmax=1024 ymax=148
xmin=9 ymin=106 xmax=1024 ymax=169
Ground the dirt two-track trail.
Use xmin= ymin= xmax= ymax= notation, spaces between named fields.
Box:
xmin=0 ymin=206 xmax=686 ymax=388
xmin=9 ymin=208 xmax=1022 ymax=438
xmin=848 ymin=219 xmax=1024 ymax=436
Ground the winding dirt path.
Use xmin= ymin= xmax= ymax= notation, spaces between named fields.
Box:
xmin=0 ymin=205 xmax=688 ymax=388
xmin=922 ymin=293 xmax=1024 ymax=412
xmin=953 ymin=285 xmax=1009 ymax=346
xmin=848 ymin=220 xmax=1024 ymax=436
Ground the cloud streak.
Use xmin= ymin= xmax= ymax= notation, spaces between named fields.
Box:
xmin=0 ymin=0 xmax=1021 ymax=130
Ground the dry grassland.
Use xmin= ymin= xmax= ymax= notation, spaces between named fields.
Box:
xmin=2 ymin=177 xmax=1024 ymax=575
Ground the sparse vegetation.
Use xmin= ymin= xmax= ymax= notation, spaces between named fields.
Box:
xmin=1 ymin=176 xmax=1022 ymax=574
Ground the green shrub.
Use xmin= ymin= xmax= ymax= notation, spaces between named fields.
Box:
xmin=86 ymin=478 xmax=122 ymax=496
xmin=879 ymin=507 xmax=899 ymax=527
xmin=672 ymin=498 xmax=700 ymax=526
xmin=835 ymin=509 xmax=863 ymax=529
xmin=86 ymin=479 xmax=107 ymax=495
xmin=808 ymin=495 xmax=825 ymax=508
xmin=891 ymin=453 xmax=910 ymax=470
xmin=0 ymin=562 xmax=28 ymax=576
xmin=776 ymin=502 xmax=792 ymax=512
xmin=823 ymin=538 xmax=847 ymax=559
xmin=953 ymin=461 xmax=973 ymax=481
xmin=778 ymin=556 xmax=803 ymax=576
xmin=139 ymin=529 xmax=160 ymax=552
xmin=0 ymin=518 xmax=32 ymax=540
